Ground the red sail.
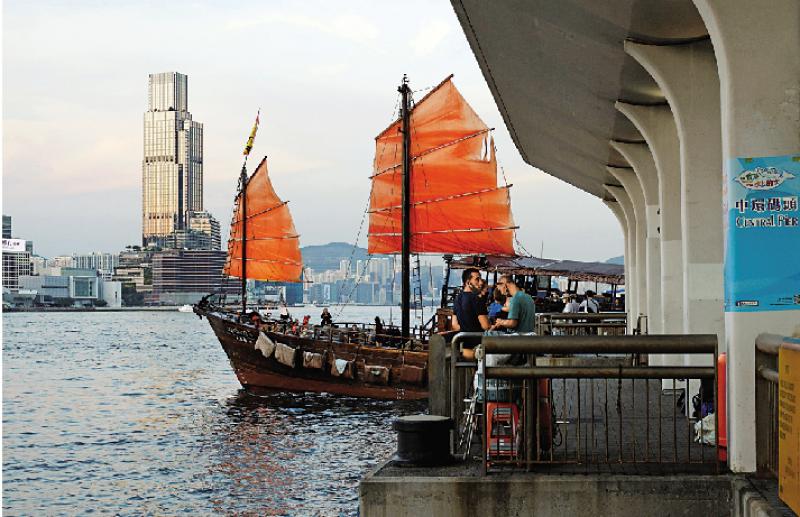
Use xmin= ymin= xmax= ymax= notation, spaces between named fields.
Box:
xmin=368 ymin=77 xmax=516 ymax=255
xmin=224 ymin=157 xmax=303 ymax=281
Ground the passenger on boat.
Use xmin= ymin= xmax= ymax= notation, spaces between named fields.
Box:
xmin=579 ymin=290 xmax=599 ymax=313
xmin=374 ymin=316 xmax=384 ymax=341
xmin=491 ymin=274 xmax=536 ymax=333
xmin=562 ymin=294 xmax=580 ymax=313
xmin=320 ymin=308 xmax=333 ymax=326
xmin=302 ymin=314 xmax=311 ymax=327
xmin=451 ymin=267 xmax=490 ymax=334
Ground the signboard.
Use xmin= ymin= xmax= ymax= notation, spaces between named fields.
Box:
xmin=779 ymin=339 xmax=800 ymax=513
xmin=724 ymin=155 xmax=800 ymax=312
xmin=2 ymin=238 xmax=26 ymax=253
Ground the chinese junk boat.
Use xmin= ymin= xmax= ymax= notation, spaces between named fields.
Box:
xmin=196 ymin=75 xmax=515 ymax=400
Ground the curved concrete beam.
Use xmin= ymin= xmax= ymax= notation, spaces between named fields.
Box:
xmin=615 ymin=102 xmax=684 ymax=334
xmin=610 ymin=142 xmax=662 ymax=334
xmin=605 ymin=185 xmax=637 ymax=330
xmin=625 ymin=39 xmax=724 ymax=343
xmin=606 ymin=169 xmax=646 ymax=328
xmin=603 ymin=199 xmax=629 ymax=312
xmin=693 ymin=0 xmax=800 ymax=474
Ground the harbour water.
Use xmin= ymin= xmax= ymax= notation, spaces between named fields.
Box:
xmin=3 ymin=308 xmax=426 ymax=516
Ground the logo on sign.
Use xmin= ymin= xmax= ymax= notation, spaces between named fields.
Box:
xmin=735 ymin=167 xmax=795 ymax=190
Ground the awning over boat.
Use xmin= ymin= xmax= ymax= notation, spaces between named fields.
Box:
xmin=451 ymin=254 xmax=624 ymax=284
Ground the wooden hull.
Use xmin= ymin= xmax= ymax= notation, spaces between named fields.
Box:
xmin=203 ymin=310 xmax=428 ymax=400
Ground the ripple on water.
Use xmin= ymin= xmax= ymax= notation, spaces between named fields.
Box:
xmin=3 ymin=311 xmax=425 ymax=515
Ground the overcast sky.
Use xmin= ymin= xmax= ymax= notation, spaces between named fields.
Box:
xmin=3 ymin=0 xmax=623 ymax=262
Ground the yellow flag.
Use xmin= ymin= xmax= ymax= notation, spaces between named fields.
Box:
xmin=243 ymin=110 xmax=260 ymax=156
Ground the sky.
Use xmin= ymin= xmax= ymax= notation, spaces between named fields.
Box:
xmin=2 ymin=0 xmax=623 ymax=262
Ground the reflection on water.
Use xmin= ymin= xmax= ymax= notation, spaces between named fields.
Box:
xmin=3 ymin=312 xmax=424 ymax=516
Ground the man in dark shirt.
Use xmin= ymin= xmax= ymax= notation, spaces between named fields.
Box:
xmin=452 ymin=267 xmax=490 ymax=333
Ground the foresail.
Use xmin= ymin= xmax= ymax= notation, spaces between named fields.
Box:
xmin=368 ymin=77 xmax=516 ymax=256
xmin=224 ymin=157 xmax=303 ymax=282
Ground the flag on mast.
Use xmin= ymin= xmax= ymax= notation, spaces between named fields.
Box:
xmin=243 ymin=109 xmax=260 ymax=156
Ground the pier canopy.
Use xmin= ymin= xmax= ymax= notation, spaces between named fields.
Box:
xmin=451 ymin=255 xmax=624 ymax=285
xmin=450 ymin=0 xmax=707 ymax=197
xmin=450 ymin=0 xmax=800 ymax=477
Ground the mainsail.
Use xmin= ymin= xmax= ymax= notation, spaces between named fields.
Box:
xmin=367 ymin=76 xmax=516 ymax=255
xmin=224 ymin=156 xmax=303 ymax=282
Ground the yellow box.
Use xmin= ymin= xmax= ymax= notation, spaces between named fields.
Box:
xmin=779 ymin=342 xmax=800 ymax=514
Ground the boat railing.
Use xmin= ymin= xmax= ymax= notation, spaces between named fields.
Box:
xmin=265 ymin=319 xmax=429 ymax=348
xmin=535 ymin=312 xmax=628 ymax=336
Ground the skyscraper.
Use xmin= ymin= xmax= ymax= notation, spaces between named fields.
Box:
xmin=142 ymin=72 xmax=204 ymax=248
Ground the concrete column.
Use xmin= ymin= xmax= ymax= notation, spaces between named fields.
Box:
xmin=625 ymin=39 xmax=725 ymax=344
xmin=603 ymin=199 xmax=629 ymax=316
xmin=608 ymin=167 xmax=647 ymax=332
xmin=605 ymin=185 xmax=637 ymax=331
xmin=693 ymin=0 xmax=800 ymax=473
xmin=615 ymin=102 xmax=684 ymax=335
xmin=610 ymin=141 xmax=663 ymax=335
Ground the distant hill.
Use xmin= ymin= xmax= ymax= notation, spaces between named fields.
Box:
xmin=301 ymin=242 xmax=370 ymax=271
xmin=605 ymin=255 xmax=624 ymax=265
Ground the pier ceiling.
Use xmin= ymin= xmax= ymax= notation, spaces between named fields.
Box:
xmin=451 ymin=0 xmax=708 ymax=198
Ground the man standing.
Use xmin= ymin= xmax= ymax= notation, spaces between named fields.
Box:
xmin=451 ymin=268 xmax=490 ymax=332
xmin=491 ymin=274 xmax=536 ymax=333
xmin=579 ymin=290 xmax=600 ymax=313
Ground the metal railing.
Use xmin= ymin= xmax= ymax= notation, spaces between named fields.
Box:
xmin=473 ymin=334 xmax=720 ymax=474
xmin=536 ymin=312 xmax=628 ymax=336
xmin=755 ymin=333 xmax=784 ymax=478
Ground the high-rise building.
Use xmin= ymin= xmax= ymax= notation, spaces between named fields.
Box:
xmin=3 ymin=215 xmax=11 ymax=239
xmin=187 ymin=211 xmax=221 ymax=250
xmin=142 ymin=72 xmax=204 ymax=248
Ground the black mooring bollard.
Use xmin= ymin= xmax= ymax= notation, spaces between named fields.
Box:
xmin=392 ymin=414 xmax=453 ymax=467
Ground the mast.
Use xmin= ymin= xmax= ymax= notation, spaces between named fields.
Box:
xmin=239 ymin=163 xmax=248 ymax=314
xmin=399 ymin=75 xmax=412 ymax=340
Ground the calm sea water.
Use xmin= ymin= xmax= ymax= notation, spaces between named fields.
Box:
xmin=3 ymin=307 xmax=425 ymax=516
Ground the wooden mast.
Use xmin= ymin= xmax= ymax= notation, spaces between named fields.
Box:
xmin=399 ymin=75 xmax=411 ymax=340
xmin=239 ymin=163 xmax=248 ymax=315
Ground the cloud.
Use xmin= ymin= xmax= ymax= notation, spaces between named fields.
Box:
xmin=411 ymin=19 xmax=452 ymax=56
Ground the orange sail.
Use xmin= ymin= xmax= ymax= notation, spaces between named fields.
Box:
xmin=224 ymin=157 xmax=303 ymax=282
xmin=367 ymin=76 xmax=516 ymax=255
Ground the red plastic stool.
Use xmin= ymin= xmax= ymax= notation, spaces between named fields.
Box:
xmin=486 ymin=402 xmax=520 ymax=461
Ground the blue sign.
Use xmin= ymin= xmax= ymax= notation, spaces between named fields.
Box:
xmin=725 ymin=154 xmax=800 ymax=312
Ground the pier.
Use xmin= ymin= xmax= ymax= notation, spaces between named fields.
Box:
xmin=360 ymin=0 xmax=798 ymax=515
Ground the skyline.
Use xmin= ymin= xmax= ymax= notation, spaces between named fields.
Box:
xmin=3 ymin=1 xmax=623 ymax=261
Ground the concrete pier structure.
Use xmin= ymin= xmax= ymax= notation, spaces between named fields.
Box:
xmin=447 ymin=0 xmax=799 ymax=475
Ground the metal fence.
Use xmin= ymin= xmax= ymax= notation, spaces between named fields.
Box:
xmin=461 ymin=334 xmax=721 ymax=474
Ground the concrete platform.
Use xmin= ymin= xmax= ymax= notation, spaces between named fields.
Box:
xmin=360 ymin=464 xmax=733 ymax=516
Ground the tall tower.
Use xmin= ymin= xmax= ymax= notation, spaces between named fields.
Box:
xmin=142 ymin=72 xmax=204 ymax=248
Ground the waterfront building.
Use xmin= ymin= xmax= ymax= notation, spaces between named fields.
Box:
xmin=142 ymin=72 xmax=204 ymax=249
xmin=73 ymin=252 xmax=120 ymax=280
xmin=2 ymin=239 xmax=31 ymax=291
xmin=17 ymin=269 xmax=121 ymax=308
xmin=150 ymin=249 xmax=238 ymax=305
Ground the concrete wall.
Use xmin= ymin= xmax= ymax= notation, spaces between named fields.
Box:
xmin=361 ymin=470 xmax=732 ymax=517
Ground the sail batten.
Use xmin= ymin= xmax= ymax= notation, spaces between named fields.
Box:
xmin=367 ymin=77 xmax=515 ymax=256
xmin=224 ymin=157 xmax=303 ymax=282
